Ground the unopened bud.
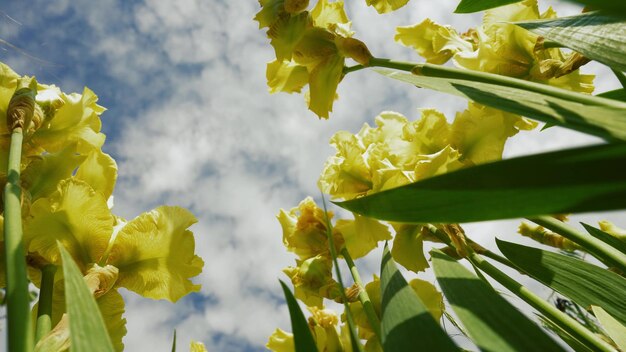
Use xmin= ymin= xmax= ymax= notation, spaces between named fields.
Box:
xmin=7 ymin=77 xmax=37 ymax=132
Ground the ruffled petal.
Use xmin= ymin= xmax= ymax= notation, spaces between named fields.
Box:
xmin=106 ymin=206 xmax=202 ymax=302
xmin=74 ymin=148 xmax=118 ymax=200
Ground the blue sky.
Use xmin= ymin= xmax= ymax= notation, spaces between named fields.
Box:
xmin=0 ymin=0 xmax=622 ymax=351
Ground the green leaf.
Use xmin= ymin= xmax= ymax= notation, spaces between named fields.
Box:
xmin=591 ymin=305 xmax=626 ymax=351
xmin=516 ymin=13 xmax=626 ymax=72
xmin=379 ymin=244 xmax=458 ymax=351
xmin=581 ymin=223 xmax=626 ymax=256
xmin=279 ymin=280 xmax=317 ymax=352
xmin=496 ymin=239 xmax=626 ymax=326
xmin=455 ymin=0 xmax=522 ymax=13
xmin=376 ymin=68 xmax=626 ymax=142
xmin=171 ymin=330 xmax=176 ymax=352
xmin=563 ymin=1 xmax=626 ymax=16
xmin=58 ymin=244 xmax=114 ymax=352
xmin=336 ymin=143 xmax=626 ymax=223
xmin=431 ymin=250 xmax=564 ymax=352
xmin=597 ymin=89 xmax=626 ymax=102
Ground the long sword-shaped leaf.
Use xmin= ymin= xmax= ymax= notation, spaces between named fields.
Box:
xmin=376 ymin=68 xmax=626 ymax=142
xmin=279 ymin=280 xmax=317 ymax=352
xmin=455 ymin=0 xmax=522 ymax=13
xmin=563 ymin=0 xmax=626 ymax=15
xmin=591 ymin=306 xmax=626 ymax=351
xmin=497 ymin=239 xmax=626 ymax=326
xmin=597 ymin=89 xmax=626 ymax=103
xmin=58 ymin=244 xmax=114 ymax=352
xmin=516 ymin=13 xmax=626 ymax=72
xmin=380 ymin=244 xmax=458 ymax=351
xmin=581 ymin=223 xmax=626 ymax=256
xmin=336 ymin=143 xmax=626 ymax=223
xmin=431 ymin=250 xmax=564 ymax=352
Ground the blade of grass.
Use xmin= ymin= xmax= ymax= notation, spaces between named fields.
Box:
xmin=35 ymin=265 xmax=57 ymax=343
xmin=59 ymin=244 xmax=114 ymax=352
xmin=336 ymin=143 xmax=626 ymax=223
xmin=432 ymin=250 xmax=565 ymax=352
xmin=497 ymin=239 xmax=626 ymax=326
xmin=171 ymin=330 xmax=177 ymax=352
xmin=380 ymin=244 xmax=459 ymax=351
xmin=278 ymin=280 xmax=317 ymax=352
xmin=581 ymin=223 xmax=626 ymax=256
xmin=455 ymin=0 xmax=523 ymax=13
xmin=591 ymin=306 xmax=626 ymax=351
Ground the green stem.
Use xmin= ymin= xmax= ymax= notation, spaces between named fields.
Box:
xmin=4 ymin=126 xmax=32 ymax=352
xmin=467 ymin=252 xmax=615 ymax=352
xmin=321 ymin=194 xmax=363 ymax=352
xmin=340 ymin=247 xmax=382 ymax=344
xmin=365 ymin=57 xmax=624 ymax=108
xmin=529 ymin=216 xmax=626 ymax=273
xmin=4 ymin=78 xmax=37 ymax=352
xmin=35 ymin=265 xmax=56 ymax=343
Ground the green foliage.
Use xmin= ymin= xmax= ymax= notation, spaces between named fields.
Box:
xmin=455 ymin=0 xmax=523 ymax=13
xmin=379 ymin=245 xmax=458 ymax=351
xmin=431 ymin=250 xmax=564 ymax=352
xmin=279 ymin=280 xmax=318 ymax=352
xmin=59 ymin=244 xmax=114 ymax=352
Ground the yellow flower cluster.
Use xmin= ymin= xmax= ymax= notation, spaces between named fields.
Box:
xmin=277 ymin=197 xmax=391 ymax=306
xmin=256 ymin=0 xmax=372 ymax=118
xmin=0 ymin=63 xmax=203 ymax=351
xmin=318 ymin=105 xmax=536 ymax=201
xmin=395 ymin=0 xmax=594 ymax=93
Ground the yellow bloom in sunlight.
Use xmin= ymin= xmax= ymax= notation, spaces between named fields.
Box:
xmin=278 ymin=197 xmax=343 ymax=260
xmin=450 ymin=102 xmax=537 ymax=165
xmin=258 ymin=0 xmax=373 ymax=118
xmin=190 ymin=340 xmax=208 ymax=352
xmin=395 ymin=19 xmax=473 ymax=64
xmin=106 ymin=205 xmax=203 ymax=302
xmin=308 ymin=306 xmax=343 ymax=351
xmin=267 ymin=328 xmax=295 ymax=352
xmin=334 ymin=214 xmax=391 ymax=259
xmin=598 ymin=221 xmax=626 ymax=242
xmin=283 ymin=255 xmax=342 ymax=307
xmin=365 ymin=0 xmax=410 ymax=14
xmin=391 ymin=224 xmax=429 ymax=273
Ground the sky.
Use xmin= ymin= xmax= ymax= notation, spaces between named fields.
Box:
xmin=0 ymin=0 xmax=623 ymax=351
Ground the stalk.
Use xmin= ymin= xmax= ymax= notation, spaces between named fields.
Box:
xmin=357 ymin=57 xmax=624 ymax=109
xmin=4 ymin=77 xmax=36 ymax=352
xmin=529 ymin=216 xmax=626 ymax=273
xmin=321 ymin=194 xmax=363 ymax=352
xmin=35 ymin=265 xmax=57 ymax=343
xmin=340 ymin=247 xmax=382 ymax=343
xmin=426 ymin=224 xmax=615 ymax=352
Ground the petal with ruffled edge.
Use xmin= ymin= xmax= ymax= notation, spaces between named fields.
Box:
xmin=106 ymin=206 xmax=202 ymax=302
xmin=254 ymin=0 xmax=286 ymax=29
xmin=450 ymin=103 xmax=536 ymax=165
xmin=335 ymin=214 xmax=391 ymax=259
xmin=75 ymin=148 xmax=118 ymax=200
xmin=311 ymin=0 xmax=349 ymax=31
xmin=31 ymin=87 xmax=105 ymax=154
xmin=266 ymin=328 xmax=295 ymax=352
xmin=268 ymin=12 xmax=311 ymax=61
xmin=25 ymin=178 xmax=113 ymax=269
xmin=98 ymin=289 xmax=127 ymax=352
xmin=307 ymin=54 xmax=344 ymax=119
xmin=266 ymin=59 xmax=309 ymax=94
xmin=365 ymin=0 xmax=409 ymax=14
xmin=395 ymin=19 xmax=471 ymax=64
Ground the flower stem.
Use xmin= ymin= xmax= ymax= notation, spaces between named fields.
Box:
xmin=529 ymin=216 xmax=626 ymax=273
xmin=340 ymin=247 xmax=382 ymax=344
xmin=35 ymin=265 xmax=57 ymax=343
xmin=4 ymin=78 xmax=36 ymax=352
xmin=365 ymin=57 xmax=624 ymax=108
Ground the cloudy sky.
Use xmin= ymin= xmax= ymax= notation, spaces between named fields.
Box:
xmin=0 ymin=0 xmax=622 ymax=351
